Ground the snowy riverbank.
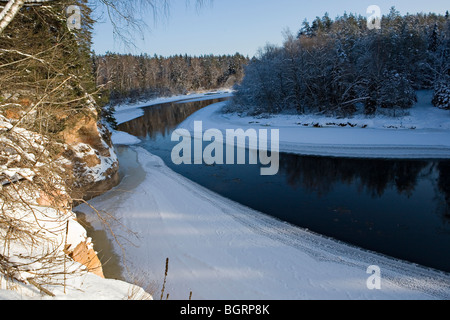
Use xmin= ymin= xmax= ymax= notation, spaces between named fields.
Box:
xmin=77 ymin=145 xmax=450 ymax=300
xmin=177 ymin=91 xmax=450 ymax=159
xmin=0 ymin=115 xmax=150 ymax=300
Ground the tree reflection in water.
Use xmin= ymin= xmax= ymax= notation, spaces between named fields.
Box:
xmin=118 ymin=98 xmax=227 ymax=140
xmin=438 ymin=161 xmax=450 ymax=223
xmin=279 ymin=154 xmax=429 ymax=199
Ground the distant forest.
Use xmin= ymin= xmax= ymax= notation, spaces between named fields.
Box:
xmin=94 ymin=53 xmax=249 ymax=104
xmin=229 ymin=8 xmax=450 ymax=116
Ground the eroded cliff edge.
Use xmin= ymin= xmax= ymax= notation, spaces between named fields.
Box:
xmin=0 ymin=104 xmax=138 ymax=298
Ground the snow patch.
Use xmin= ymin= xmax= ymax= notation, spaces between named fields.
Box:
xmin=111 ymin=131 xmax=141 ymax=146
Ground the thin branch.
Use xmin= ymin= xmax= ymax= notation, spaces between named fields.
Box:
xmin=7 ymin=76 xmax=73 ymax=132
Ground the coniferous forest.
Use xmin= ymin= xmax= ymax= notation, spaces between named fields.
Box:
xmin=229 ymin=8 xmax=450 ymax=116
xmin=94 ymin=53 xmax=249 ymax=105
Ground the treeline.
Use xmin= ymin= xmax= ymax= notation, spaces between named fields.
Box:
xmin=229 ymin=8 xmax=450 ymax=116
xmin=94 ymin=53 xmax=249 ymax=104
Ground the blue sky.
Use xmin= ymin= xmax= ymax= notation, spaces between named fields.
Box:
xmin=91 ymin=0 xmax=449 ymax=57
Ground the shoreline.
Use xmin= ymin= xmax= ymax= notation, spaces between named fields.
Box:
xmin=76 ymin=144 xmax=450 ymax=300
xmin=113 ymin=89 xmax=450 ymax=160
xmin=177 ymin=100 xmax=450 ymax=160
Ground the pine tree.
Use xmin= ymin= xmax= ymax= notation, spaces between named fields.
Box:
xmin=298 ymin=19 xmax=312 ymax=38
xmin=432 ymin=18 xmax=450 ymax=110
xmin=0 ymin=0 xmax=99 ymax=135
xmin=429 ymin=24 xmax=439 ymax=52
xmin=380 ymin=70 xmax=417 ymax=111
xmin=432 ymin=79 xmax=450 ymax=109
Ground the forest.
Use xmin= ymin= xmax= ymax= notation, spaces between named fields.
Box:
xmin=228 ymin=8 xmax=450 ymax=116
xmin=94 ymin=52 xmax=248 ymax=104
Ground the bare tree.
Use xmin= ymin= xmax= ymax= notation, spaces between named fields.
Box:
xmin=1 ymin=0 xmax=208 ymax=44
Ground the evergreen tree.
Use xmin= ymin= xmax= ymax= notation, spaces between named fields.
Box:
xmin=429 ymin=24 xmax=439 ymax=52
xmin=0 ymin=0 xmax=100 ymax=136
xmin=432 ymin=18 xmax=450 ymax=110
xmin=433 ymin=79 xmax=450 ymax=109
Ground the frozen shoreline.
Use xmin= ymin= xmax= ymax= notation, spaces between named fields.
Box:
xmin=112 ymin=90 xmax=450 ymax=159
xmin=77 ymin=145 xmax=450 ymax=300
xmin=177 ymin=91 xmax=450 ymax=159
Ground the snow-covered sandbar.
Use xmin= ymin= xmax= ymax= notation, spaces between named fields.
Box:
xmin=178 ymin=92 xmax=450 ymax=159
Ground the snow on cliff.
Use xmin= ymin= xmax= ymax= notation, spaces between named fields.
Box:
xmin=0 ymin=114 xmax=150 ymax=300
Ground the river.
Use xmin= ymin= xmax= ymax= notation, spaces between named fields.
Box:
xmin=112 ymin=96 xmax=450 ymax=275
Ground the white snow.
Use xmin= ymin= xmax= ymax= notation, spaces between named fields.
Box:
xmin=177 ymin=90 xmax=450 ymax=159
xmin=0 ymin=116 xmax=150 ymax=300
xmin=111 ymin=131 xmax=141 ymax=146
xmin=0 ymin=271 xmax=150 ymax=300
xmin=0 ymin=193 xmax=150 ymax=300
xmin=76 ymin=146 xmax=450 ymax=300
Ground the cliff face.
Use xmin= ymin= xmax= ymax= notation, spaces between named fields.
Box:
xmin=0 ymin=106 xmax=120 ymax=285
xmin=59 ymin=109 xmax=120 ymax=201
xmin=61 ymin=111 xmax=120 ymax=277
xmin=1 ymin=95 xmax=120 ymax=201
xmin=0 ymin=1 xmax=128 ymax=297
xmin=58 ymin=110 xmax=121 ymax=277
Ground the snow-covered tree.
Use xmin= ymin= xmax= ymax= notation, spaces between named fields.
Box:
xmin=431 ymin=19 xmax=450 ymax=109
xmin=231 ymin=10 xmax=447 ymax=117
xmin=379 ymin=70 xmax=417 ymax=111
xmin=433 ymin=78 xmax=450 ymax=109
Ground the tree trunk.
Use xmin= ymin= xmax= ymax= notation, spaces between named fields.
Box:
xmin=0 ymin=0 xmax=25 ymax=34
xmin=0 ymin=0 xmax=56 ymax=34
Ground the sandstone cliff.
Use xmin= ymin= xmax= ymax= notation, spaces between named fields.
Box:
xmin=0 ymin=105 xmax=121 ymax=293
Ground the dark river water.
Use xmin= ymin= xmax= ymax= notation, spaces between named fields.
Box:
xmin=118 ymin=96 xmax=450 ymax=274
